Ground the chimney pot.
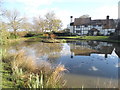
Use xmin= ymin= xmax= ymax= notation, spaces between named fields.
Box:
xmin=107 ymin=15 xmax=109 ymax=20
xmin=70 ymin=16 xmax=73 ymax=23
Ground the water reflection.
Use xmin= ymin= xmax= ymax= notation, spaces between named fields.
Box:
xmin=60 ymin=41 xmax=119 ymax=78
xmin=69 ymin=41 xmax=114 ymax=58
xmin=7 ymin=40 xmax=120 ymax=88
xmin=9 ymin=42 xmax=63 ymax=64
xmin=62 ymin=41 xmax=119 ymax=88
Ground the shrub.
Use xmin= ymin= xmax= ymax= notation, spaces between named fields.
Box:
xmin=9 ymin=33 xmax=19 ymax=39
xmin=50 ymin=34 xmax=57 ymax=39
xmin=17 ymin=31 xmax=28 ymax=37
xmin=0 ymin=29 xmax=10 ymax=45
xmin=43 ymin=33 xmax=50 ymax=38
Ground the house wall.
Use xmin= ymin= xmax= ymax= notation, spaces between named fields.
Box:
xmin=100 ymin=29 xmax=115 ymax=35
xmin=67 ymin=24 xmax=116 ymax=36
xmin=67 ymin=25 xmax=74 ymax=33
xmin=74 ymin=25 xmax=102 ymax=35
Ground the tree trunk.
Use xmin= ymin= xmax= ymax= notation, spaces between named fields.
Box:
xmin=14 ymin=29 xmax=17 ymax=39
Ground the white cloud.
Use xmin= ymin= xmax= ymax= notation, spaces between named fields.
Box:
xmin=6 ymin=0 xmax=62 ymax=7
xmin=22 ymin=7 xmax=73 ymax=28
xmin=89 ymin=66 xmax=98 ymax=71
xmin=115 ymin=63 xmax=120 ymax=68
xmin=91 ymin=5 xmax=118 ymax=19
xmin=4 ymin=0 xmax=118 ymax=28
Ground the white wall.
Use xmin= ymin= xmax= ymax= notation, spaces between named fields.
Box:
xmin=67 ymin=24 xmax=115 ymax=36
xmin=67 ymin=24 xmax=74 ymax=33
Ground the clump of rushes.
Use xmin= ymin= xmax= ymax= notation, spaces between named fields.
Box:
xmin=4 ymin=50 xmax=66 ymax=88
xmin=46 ymin=65 xmax=66 ymax=88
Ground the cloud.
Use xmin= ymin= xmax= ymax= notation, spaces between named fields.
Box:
xmin=115 ymin=63 xmax=120 ymax=68
xmin=22 ymin=6 xmax=73 ymax=28
xmin=89 ymin=66 xmax=98 ymax=71
xmin=91 ymin=5 xmax=118 ymax=19
xmin=4 ymin=0 xmax=118 ymax=28
xmin=6 ymin=0 xmax=62 ymax=7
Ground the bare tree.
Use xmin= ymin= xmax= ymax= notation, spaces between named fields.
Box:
xmin=20 ymin=17 xmax=32 ymax=32
xmin=32 ymin=16 xmax=45 ymax=33
xmin=45 ymin=11 xmax=62 ymax=32
xmin=4 ymin=9 xmax=24 ymax=37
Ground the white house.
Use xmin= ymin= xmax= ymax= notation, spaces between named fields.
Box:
xmin=68 ymin=16 xmax=116 ymax=36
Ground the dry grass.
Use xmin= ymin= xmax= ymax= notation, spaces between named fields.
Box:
xmin=11 ymin=50 xmax=37 ymax=72
xmin=8 ymin=50 xmax=66 ymax=88
xmin=46 ymin=65 xmax=66 ymax=88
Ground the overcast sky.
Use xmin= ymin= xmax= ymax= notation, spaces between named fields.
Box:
xmin=2 ymin=0 xmax=119 ymax=28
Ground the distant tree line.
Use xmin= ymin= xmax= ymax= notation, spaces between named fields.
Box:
xmin=0 ymin=0 xmax=63 ymax=44
xmin=1 ymin=9 xmax=62 ymax=34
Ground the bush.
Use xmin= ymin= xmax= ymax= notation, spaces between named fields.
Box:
xmin=43 ymin=33 xmax=50 ymax=38
xmin=0 ymin=29 xmax=10 ymax=45
xmin=24 ymin=32 xmax=35 ymax=37
xmin=17 ymin=31 xmax=27 ymax=37
xmin=9 ymin=33 xmax=19 ymax=39
xmin=50 ymin=34 xmax=57 ymax=39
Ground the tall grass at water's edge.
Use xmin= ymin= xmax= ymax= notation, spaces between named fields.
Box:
xmin=1 ymin=50 xmax=66 ymax=88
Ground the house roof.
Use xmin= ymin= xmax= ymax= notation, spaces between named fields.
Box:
xmin=74 ymin=18 xmax=91 ymax=25
xmin=96 ymin=46 xmax=114 ymax=54
xmin=73 ymin=17 xmax=116 ymax=29
xmin=71 ymin=47 xmax=99 ymax=56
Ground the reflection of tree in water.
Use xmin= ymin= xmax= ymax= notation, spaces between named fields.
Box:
xmin=9 ymin=42 xmax=63 ymax=63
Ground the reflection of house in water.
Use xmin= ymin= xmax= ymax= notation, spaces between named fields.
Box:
xmin=115 ymin=49 xmax=120 ymax=58
xmin=70 ymin=44 xmax=99 ymax=56
xmin=113 ymin=44 xmax=120 ymax=58
xmin=69 ymin=41 xmax=114 ymax=58
xmin=97 ymin=46 xmax=114 ymax=58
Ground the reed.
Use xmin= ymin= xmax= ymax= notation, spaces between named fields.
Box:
xmin=46 ymin=65 xmax=66 ymax=88
xmin=11 ymin=50 xmax=37 ymax=72
xmin=5 ymin=50 xmax=67 ymax=88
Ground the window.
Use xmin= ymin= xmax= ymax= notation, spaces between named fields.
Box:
xmin=93 ymin=25 xmax=96 ymax=27
xmin=84 ymin=25 xmax=88 ymax=27
xmin=76 ymin=30 xmax=81 ymax=33
xmin=76 ymin=25 xmax=80 ymax=28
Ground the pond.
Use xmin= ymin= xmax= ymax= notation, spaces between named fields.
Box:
xmin=7 ymin=40 xmax=120 ymax=88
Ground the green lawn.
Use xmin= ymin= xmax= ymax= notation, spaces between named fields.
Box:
xmin=57 ymin=36 xmax=120 ymax=43
xmin=80 ymin=36 xmax=109 ymax=40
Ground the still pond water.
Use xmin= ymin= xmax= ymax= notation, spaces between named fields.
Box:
xmin=8 ymin=40 xmax=120 ymax=88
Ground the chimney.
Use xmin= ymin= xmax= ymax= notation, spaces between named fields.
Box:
xmin=70 ymin=16 xmax=73 ymax=23
xmin=106 ymin=15 xmax=109 ymax=20
xmin=106 ymin=15 xmax=110 ymax=29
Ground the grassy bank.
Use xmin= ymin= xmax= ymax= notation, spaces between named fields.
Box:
xmin=24 ymin=34 xmax=67 ymax=43
xmin=24 ymin=34 xmax=120 ymax=43
xmin=5 ymin=35 xmax=120 ymax=44
xmin=57 ymin=36 xmax=120 ymax=43
xmin=1 ymin=49 xmax=66 ymax=88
